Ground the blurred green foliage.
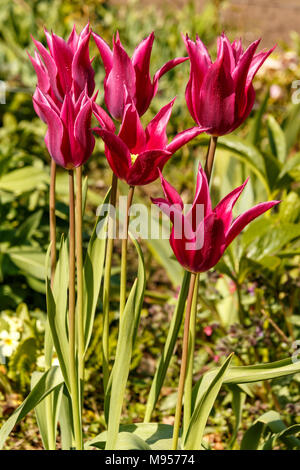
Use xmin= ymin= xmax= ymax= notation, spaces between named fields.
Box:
xmin=0 ymin=0 xmax=300 ymax=449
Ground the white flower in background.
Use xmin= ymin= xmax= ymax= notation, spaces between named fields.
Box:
xmin=2 ymin=313 xmax=22 ymax=332
xmin=37 ymin=355 xmax=59 ymax=369
xmin=0 ymin=330 xmax=20 ymax=357
xmin=36 ymin=355 xmax=46 ymax=369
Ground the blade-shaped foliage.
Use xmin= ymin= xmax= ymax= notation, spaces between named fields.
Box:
xmin=0 ymin=366 xmax=63 ymax=449
xmin=83 ymin=189 xmax=111 ymax=351
xmin=86 ymin=423 xmax=175 ymax=450
xmin=105 ymin=237 xmax=146 ymax=450
xmin=31 ymin=371 xmax=63 ymax=450
xmin=184 ymin=354 xmax=233 ymax=450
xmin=144 ymin=270 xmax=191 ymax=422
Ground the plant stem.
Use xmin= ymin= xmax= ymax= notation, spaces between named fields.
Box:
xmin=75 ymin=167 xmax=84 ymax=391
xmin=68 ymin=170 xmax=82 ymax=450
xmin=45 ymin=159 xmax=57 ymax=450
xmin=172 ymin=272 xmax=197 ymax=450
xmin=50 ymin=159 xmax=57 ymax=286
xmin=102 ymin=173 xmax=118 ymax=392
xmin=183 ymin=273 xmax=199 ymax=437
xmin=120 ymin=185 xmax=135 ymax=317
xmin=204 ymin=136 xmax=218 ymax=183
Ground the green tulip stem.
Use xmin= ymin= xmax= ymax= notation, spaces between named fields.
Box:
xmin=50 ymin=159 xmax=57 ymax=286
xmin=172 ymin=271 xmax=198 ymax=450
xmin=102 ymin=173 xmax=118 ymax=392
xmin=75 ymin=166 xmax=85 ymax=392
xmin=183 ymin=273 xmax=199 ymax=436
xmin=45 ymin=158 xmax=57 ymax=450
xmin=204 ymin=135 xmax=218 ymax=183
xmin=120 ymin=185 xmax=135 ymax=317
xmin=68 ymin=169 xmax=83 ymax=450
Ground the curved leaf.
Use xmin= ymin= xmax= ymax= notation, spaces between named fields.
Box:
xmin=0 ymin=366 xmax=63 ymax=449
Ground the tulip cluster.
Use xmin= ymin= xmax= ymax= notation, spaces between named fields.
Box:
xmin=29 ymin=25 xmax=110 ymax=169
xmin=29 ymin=24 xmax=278 ymax=270
xmin=24 ymin=22 xmax=283 ymax=452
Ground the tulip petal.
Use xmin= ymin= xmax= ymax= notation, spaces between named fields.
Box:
xmin=246 ymin=45 xmax=276 ymax=86
xmin=214 ymin=178 xmax=249 ymax=232
xmin=74 ymin=99 xmax=95 ymax=165
xmin=166 ymin=126 xmax=205 ymax=154
xmin=33 ymin=94 xmax=67 ymax=166
xmin=127 ymin=149 xmax=171 ymax=186
xmin=105 ymin=37 xmax=136 ymax=120
xmin=93 ymin=102 xmax=116 ymax=133
xmin=197 ymin=45 xmax=236 ymax=135
xmin=218 ymin=33 xmax=236 ymax=72
xmin=33 ymin=87 xmax=60 ymax=123
xmin=145 ymin=99 xmax=175 ymax=150
xmin=32 ymin=37 xmax=61 ymax=99
xmin=226 ymin=200 xmax=280 ymax=246
xmin=183 ymin=34 xmax=211 ymax=123
xmin=67 ymin=25 xmax=79 ymax=51
xmin=186 ymin=164 xmax=211 ymax=231
xmin=72 ymin=31 xmax=95 ymax=98
xmin=231 ymin=38 xmax=243 ymax=64
xmin=233 ymin=39 xmax=260 ymax=116
xmin=93 ymin=128 xmax=131 ymax=180
xmin=152 ymin=56 xmax=188 ymax=98
xmin=159 ymin=170 xmax=184 ymax=209
xmin=28 ymin=51 xmax=50 ymax=93
xmin=151 ymin=197 xmax=184 ymax=228
xmin=60 ymin=94 xmax=76 ymax=153
xmin=132 ymin=32 xmax=155 ymax=115
xmin=193 ymin=213 xmax=226 ymax=272
xmin=118 ymin=102 xmax=146 ymax=154
xmin=92 ymin=32 xmax=113 ymax=75
xmin=51 ymin=33 xmax=74 ymax=93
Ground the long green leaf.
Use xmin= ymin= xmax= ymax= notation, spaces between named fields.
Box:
xmin=46 ymin=238 xmax=70 ymax=389
xmin=184 ymin=354 xmax=233 ymax=450
xmin=129 ymin=233 xmax=146 ymax=347
xmin=31 ymin=371 xmax=63 ymax=450
xmin=0 ymin=366 xmax=63 ymax=449
xmin=104 ymin=237 xmax=145 ymax=423
xmin=83 ymin=189 xmax=111 ymax=351
xmin=58 ymin=385 xmax=74 ymax=450
xmin=227 ymin=384 xmax=246 ymax=449
xmin=192 ymin=357 xmax=300 ymax=415
xmin=144 ymin=270 xmax=191 ymax=422
xmin=267 ymin=115 xmax=287 ymax=163
xmin=241 ymin=410 xmax=300 ymax=450
xmin=105 ymin=239 xmax=146 ymax=450
xmin=86 ymin=423 xmax=174 ymax=450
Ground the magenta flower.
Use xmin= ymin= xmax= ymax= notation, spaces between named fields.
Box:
xmin=183 ymin=33 xmax=275 ymax=136
xmin=94 ymin=98 xmax=205 ymax=186
xmin=92 ymin=31 xmax=188 ymax=120
xmin=152 ymin=164 xmax=279 ymax=273
xmin=29 ymin=24 xmax=95 ymax=103
xmin=29 ymin=25 xmax=115 ymax=169
xmin=33 ymin=88 xmax=95 ymax=169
